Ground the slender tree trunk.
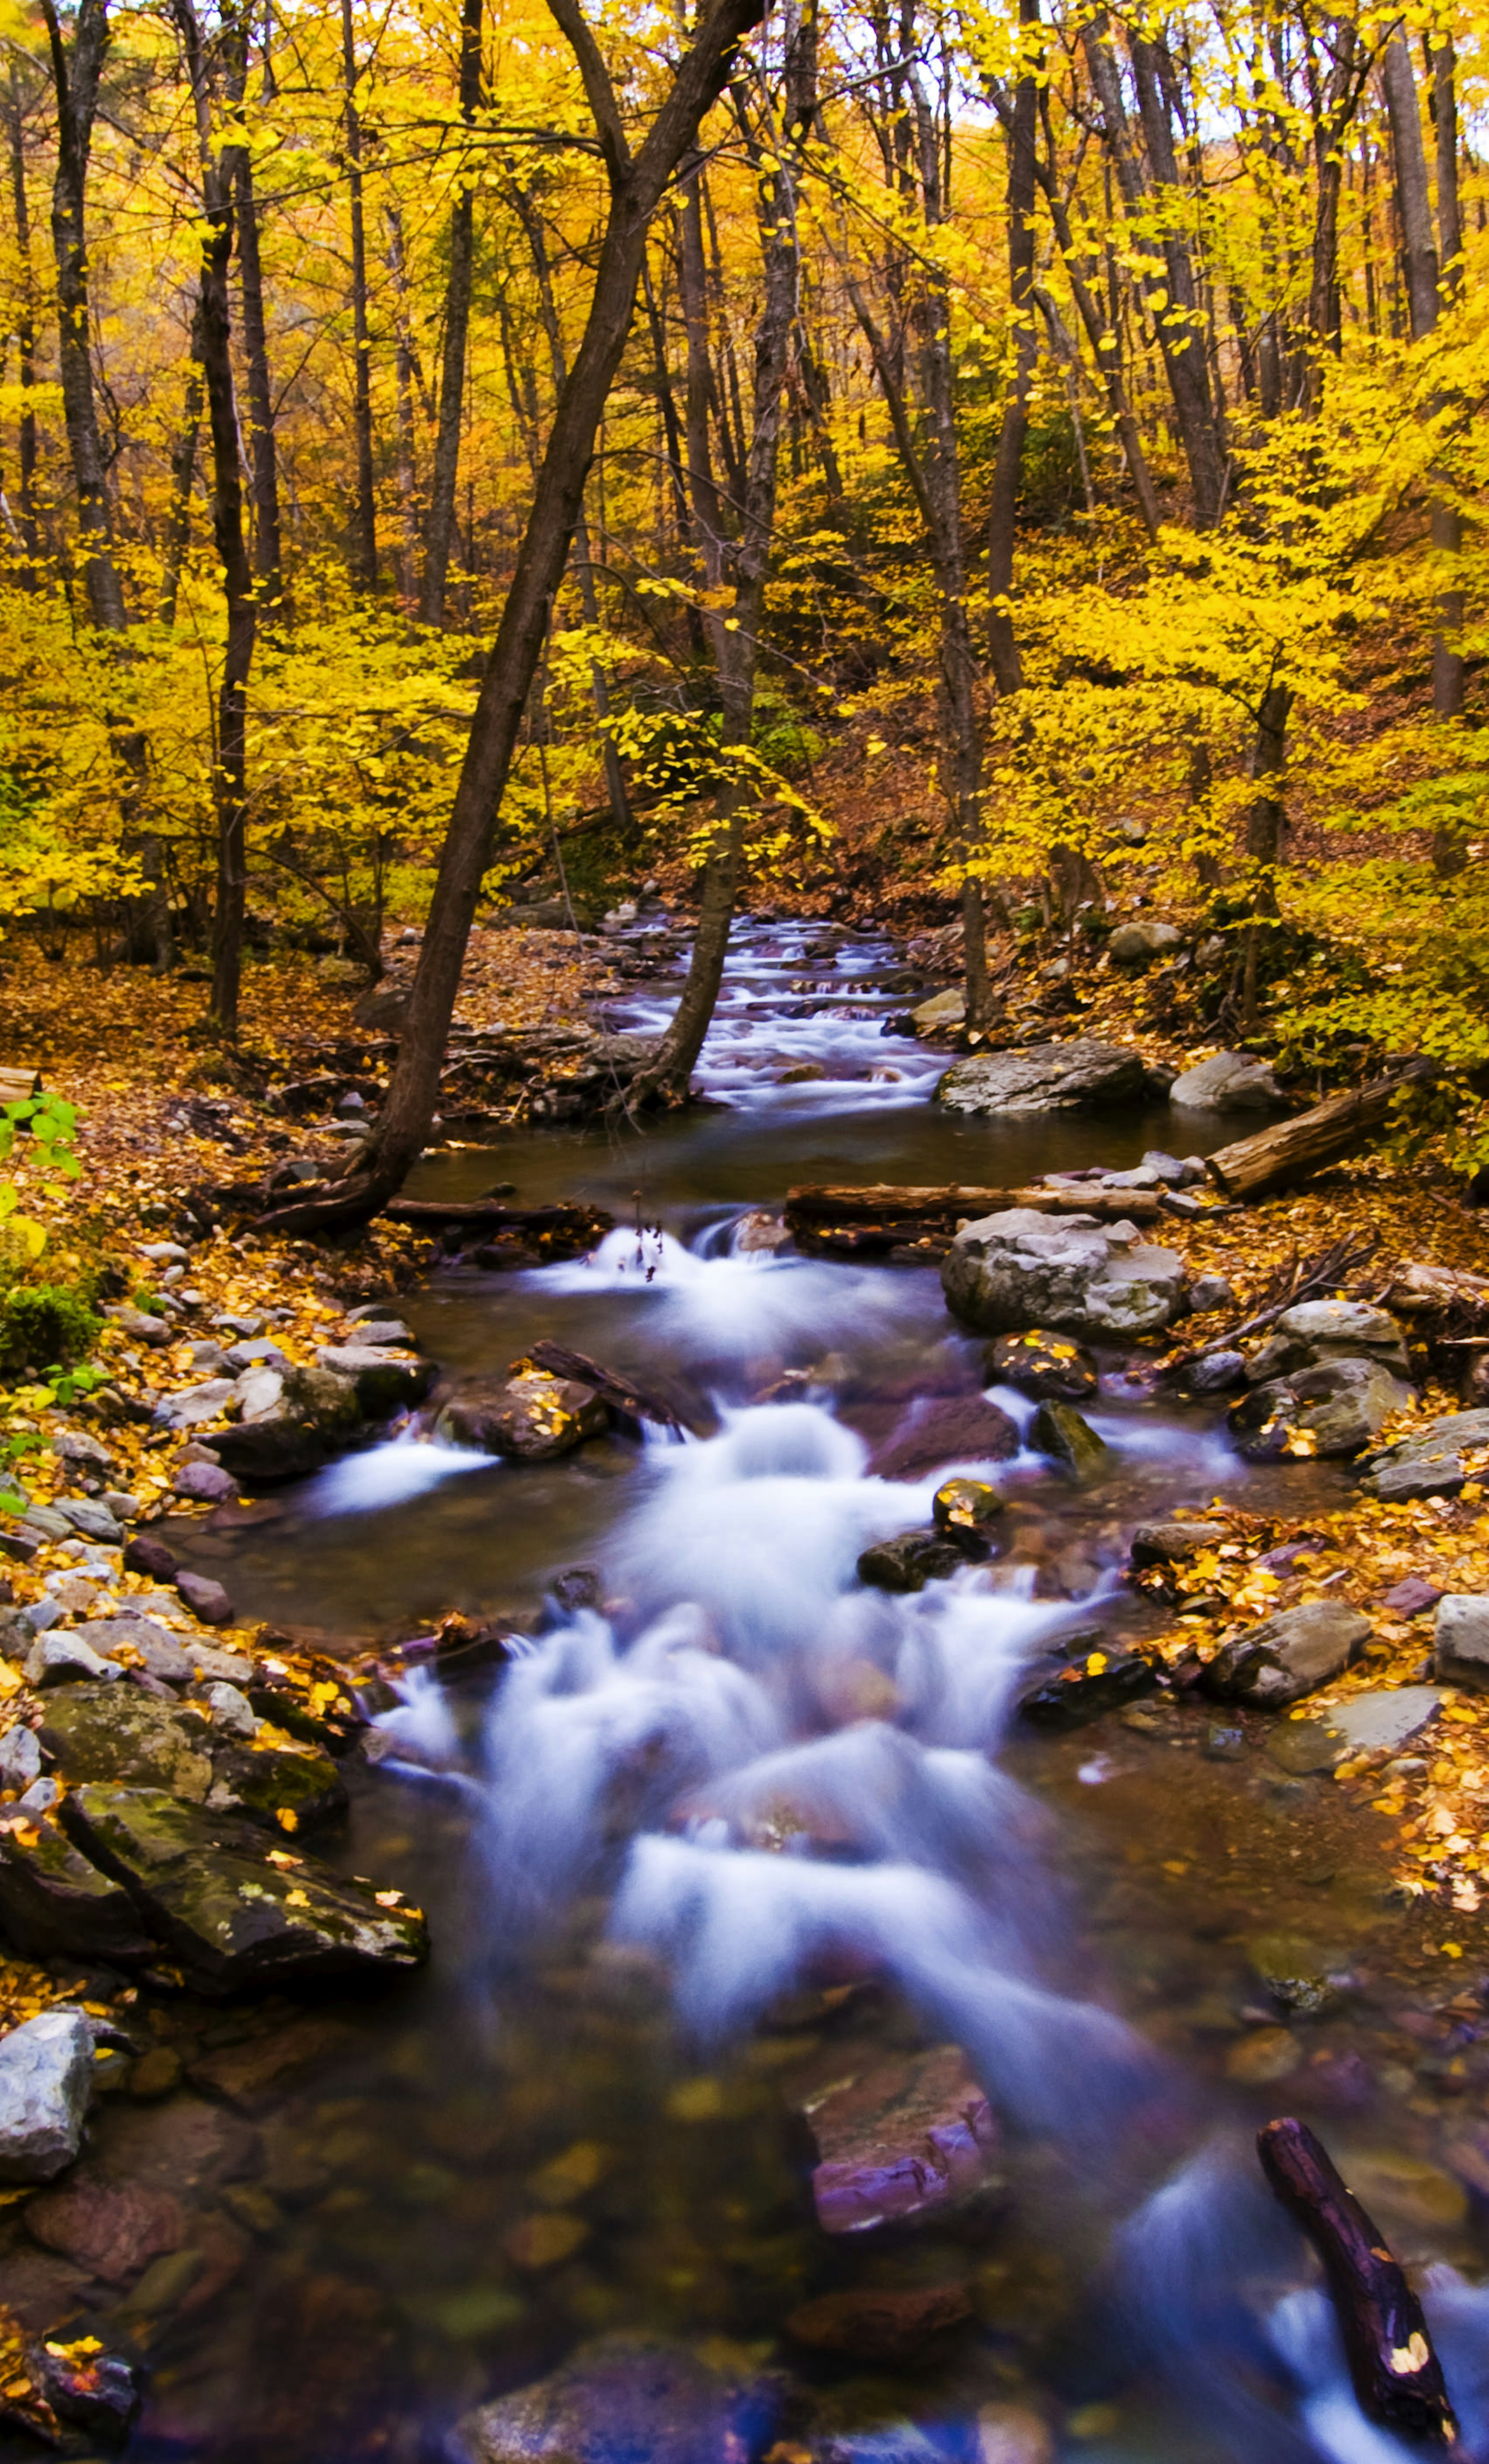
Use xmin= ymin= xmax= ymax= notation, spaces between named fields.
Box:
xmin=986 ymin=0 xmax=1040 ymax=691
xmin=1429 ymin=34 xmax=1464 ymax=726
xmin=158 ymin=294 xmax=205 ymax=624
xmin=340 ymin=0 xmax=377 ymax=591
xmin=1245 ymin=674 xmax=1292 ymax=917
xmin=420 ymin=0 xmax=481 ymax=624
xmin=234 ymin=145 xmax=285 ymax=615
xmin=676 ymin=167 xmax=728 ymax=596
xmin=39 ymin=0 xmax=126 ymax=628
xmin=385 ymin=205 xmax=421 ymax=602
xmin=7 ymin=69 xmax=40 ymax=585
xmin=285 ymin=0 xmax=770 ymax=1222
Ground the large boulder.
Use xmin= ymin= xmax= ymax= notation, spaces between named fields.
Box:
xmin=59 ymin=1784 xmax=427 ymax=1994
xmin=1201 ymin=1601 xmax=1371 ymax=1708
xmin=0 ymin=1809 xmax=156 ymax=1964
xmin=942 ymin=1209 xmax=1186 ymax=1341
xmin=1360 ymin=1409 xmax=1489 ymax=1504
xmin=452 ymin=2336 xmax=754 ymax=2464
xmin=314 ymin=1346 xmax=434 ymax=1414
xmin=1109 ymin=920 xmax=1182 ymax=968
xmin=1227 ymin=1358 xmax=1407 ymax=1462
xmin=935 ymin=1041 xmax=1149 ymax=1116
xmin=207 ymin=1736 xmax=347 ymax=1835
xmin=801 ymin=2046 xmax=1000 ymax=2235
xmin=868 ymin=1393 xmax=1020 ymax=1479
xmin=433 ymin=1369 xmax=609 ymax=1460
xmin=211 ymin=1362 xmax=360 ymax=1485
xmin=38 ymin=1685 xmax=214 ymax=1801
xmin=0 ymin=2006 xmax=95 ymax=2182
xmin=1169 ymin=1050 xmax=1283 ymax=1110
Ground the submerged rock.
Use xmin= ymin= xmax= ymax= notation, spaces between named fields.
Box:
xmin=801 ymin=2044 xmax=1000 ymax=2234
xmin=60 ymin=1784 xmax=427 ymax=1994
xmin=984 ymin=1329 xmax=1097 ymax=1400
xmin=942 ymin=1209 xmax=1186 ymax=1342
xmin=1228 ymin=1357 xmax=1406 ymax=1461
xmin=1202 ymin=1602 xmax=1371 ymax=1708
xmin=868 ymin=1394 xmax=1020 ymax=1479
xmin=935 ymin=1042 xmax=1147 ymax=1117
xmin=434 ymin=1369 xmax=609 ymax=1460
xmin=1030 ymin=1400 xmax=1110 ymax=1481
xmin=1019 ymin=1651 xmax=1158 ymax=1727
xmin=785 ymin=2280 xmax=974 ymax=2360
xmin=856 ymin=1532 xmax=966 ymax=1591
xmin=452 ymin=2334 xmax=755 ymax=2464
xmin=0 ymin=2006 xmax=95 ymax=2182
xmin=27 ymin=2334 xmax=142 ymax=2443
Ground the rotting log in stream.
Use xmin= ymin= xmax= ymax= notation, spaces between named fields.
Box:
xmin=785 ymin=1182 xmax=1163 ymax=1259
xmin=383 ymin=1196 xmax=614 ymax=1265
xmin=1258 ymin=2117 xmax=1465 ymax=2452
xmin=519 ymin=1339 xmax=698 ymax=1435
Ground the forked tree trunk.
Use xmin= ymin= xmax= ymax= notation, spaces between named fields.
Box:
xmin=420 ymin=0 xmax=481 ymax=625
xmin=40 ymin=0 xmax=127 ymax=629
xmin=273 ymin=0 xmax=769 ymax=1229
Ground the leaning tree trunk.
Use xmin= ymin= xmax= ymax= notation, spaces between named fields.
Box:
xmin=271 ymin=0 xmax=769 ymax=1229
xmin=39 ymin=0 xmax=126 ymax=629
xmin=420 ymin=0 xmax=481 ymax=626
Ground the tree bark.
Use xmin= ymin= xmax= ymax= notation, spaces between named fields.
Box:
xmin=39 ymin=0 xmax=126 ymax=629
xmin=1429 ymin=35 xmax=1464 ymax=725
xmin=291 ymin=0 xmax=770 ymax=1225
xmin=986 ymin=0 xmax=1039 ymax=691
xmin=233 ymin=143 xmax=285 ymax=617
xmin=7 ymin=65 xmax=41 ymax=585
xmin=1382 ymin=33 xmax=1438 ymax=340
xmin=419 ymin=0 xmax=481 ymax=625
xmin=157 ymin=295 xmax=205 ymax=624
xmin=171 ymin=0 xmax=257 ymax=1042
xmin=385 ymin=204 xmax=421 ymax=604
xmin=340 ymin=0 xmax=377 ymax=592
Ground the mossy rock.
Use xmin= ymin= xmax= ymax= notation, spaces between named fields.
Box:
xmin=0 ymin=1807 xmax=156 ymax=1965
xmin=207 ymin=1734 xmax=348 ymax=1835
xmin=984 ymin=1329 xmax=1098 ymax=1401
xmin=38 ymin=1685 xmax=213 ymax=1801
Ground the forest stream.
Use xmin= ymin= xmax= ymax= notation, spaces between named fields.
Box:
xmin=72 ymin=919 xmax=1489 ymax=2464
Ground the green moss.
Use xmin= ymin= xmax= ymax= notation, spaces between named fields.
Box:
xmin=0 ymin=1282 xmax=101 ymax=1370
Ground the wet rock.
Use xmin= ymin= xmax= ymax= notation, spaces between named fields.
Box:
xmin=1019 ymin=1650 xmax=1158 ymax=1727
xmin=39 ymin=1685 xmax=214 ymax=1800
xmin=27 ymin=2334 xmax=142 ymax=2443
xmin=943 ymin=1209 xmax=1186 ymax=1341
xmin=1030 ymin=1400 xmax=1110 ymax=1481
xmin=1129 ymin=1519 xmax=1229 ymax=1568
xmin=1434 ymin=1596 xmax=1489 ymax=1692
xmin=1169 ymin=1050 xmax=1283 ymax=1109
xmin=936 ymin=1042 xmax=1148 ymax=1117
xmin=784 ymin=2280 xmax=974 ymax=2360
xmin=983 ymin=1329 xmax=1097 ymax=1400
xmin=801 ymin=2044 xmax=999 ymax=2234
xmin=1327 ymin=1686 xmax=1441 ymax=1754
xmin=867 ymin=1394 xmax=1020 ymax=1479
xmin=856 ymin=1532 xmax=966 ymax=1591
xmin=124 ymin=1533 xmax=180 ymax=1582
xmin=1228 ymin=1357 xmax=1406 ymax=1461
xmin=734 ymin=1210 xmax=791 ymax=1254
xmin=932 ymin=1479 xmax=1004 ymax=1542
xmin=315 ymin=1344 xmax=434 ymax=1413
xmin=210 ymin=1363 xmax=360 ymax=1486
xmin=452 ymin=2334 xmax=754 ymax=2464
xmin=185 ymin=2016 xmax=352 ymax=2109
xmin=1204 ymin=1723 xmax=1246 ymax=1760
xmin=173 ymin=1460 xmax=240 ymax=1505
xmin=1248 ymin=1932 xmax=1349 ymax=2018
xmin=127 ymin=2045 xmax=183 ymax=2099
xmin=0 ymin=2007 xmax=95 ymax=2182
xmin=207 ymin=1737 xmax=348 ymax=1835
xmin=780 ymin=1063 xmax=826 ymax=1085
xmin=1184 ymin=1349 xmax=1247 ymax=1393
xmin=176 ymin=1570 xmax=232 ymax=1625
xmin=434 ymin=1369 xmax=609 ymax=1461
xmin=26 ymin=2165 xmax=186 ymax=2283
xmin=1201 ymin=1601 xmax=1371 ymax=1708
xmin=60 ymin=1783 xmax=427 ymax=1993
xmin=1358 ymin=1407 xmax=1489 ymax=1503
xmin=1224 ymin=2027 xmax=1302 ymax=2084
xmin=26 ymin=1632 xmax=122 ymax=1687
xmin=1109 ymin=919 xmax=1182 ymax=967
xmin=0 ymin=1807 xmax=157 ymax=1963
xmin=1264 ymin=1719 xmax=1342 ymax=1776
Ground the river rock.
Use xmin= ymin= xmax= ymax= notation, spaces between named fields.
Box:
xmin=0 ymin=2007 xmax=95 ymax=2182
xmin=1327 ymin=1686 xmax=1442 ymax=1754
xmin=785 ymin=2280 xmax=973 ymax=2359
xmin=315 ymin=1345 xmax=434 ymax=1413
xmin=1201 ymin=1601 xmax=1371 ymax=1708
xmin=434 ymin=1369 xmax=608 ymax=1460
xmin=60 ymin=1784 xmax=428 ymax=1993
xmin=0 ymin=1722 xmax=41 ymax=1790
xmin=943 ymin=1210 xmax=1186 ymax=1341
xmin=1359 ymin=1408 xmax=1489 ymax=1504
xmin=912 ymin=988 xmax=966 ymax=1035
xmin=173 ymin=1460 xmax=240 ymax=1505
xmin=1169 ymin=1050 xmax=1283 ymax=1109
xmin=984 ymin=1329 xmax=1097 ymax=1400
xmin=1247 ymin=1300 xmax=1410 ymax=1384
xmin=936 ymin=1042 xmax=1148 ymax=1116
xmin=77 ymin=1619 xmax=194 ymax=1685
xmin=154 ymin=1378 xmax=236 ymax=1432
xmin=1019 ymin=1650 xmax=1159 ymax=1726
xmin=25 ymin=2166 xmax=187 ymax=2283
xmin=1434 ymin=1597 xmax=1489 ymax=1692
xmin=0 ymin=1809 xmax=157 ymax=1963
xmin=39 ymin=1685 xmax=214 ymax=1800
xmin=1030 ymin=1400 xmax=1110 ymax=1480
xmin=26 ymin=1632 xmax=121 ymax=1688
xmin=207 ymin=1737 xmax=348 ymax=1835
xmin=1185 ymin=1349 xmax=1247 ymax=1393
xmin=867 ymin=1394 xmax=1020 ymax=1478
xmin=857 ymin=1532 xmax=966 ymax=1591
xmin=176 ymin=1570 xmax=233 ymax=1625
xmin=452 ymin=2335 xmax=753 ymax=2464
xmin=1129 ymin=1519 xmax=1228 ymax=1568
xmin=1227 ymin=1358 xmax=1406 ymax=1461
xmin=57 ymin=1498 xmax=123 ymax=1545
xmin=27 ymin=2336 xmax=142 ymax=2442
xmin=108 ymin=1306 xmax=171 ymax=1346
xmin=1109 ymin=920 xmax=1182 ymax=968
xmin=932 ymin=1479 xmax=1004 ymax=1540
xmin=125 ymin=1534 xmax=180 ymax=1582
xmin=802 ymin=2045 xmax=1000 ymax=2234
xmin=210 ymin=1363 xmax=360 ymax=1485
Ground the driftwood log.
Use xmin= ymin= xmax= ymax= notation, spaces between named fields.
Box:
xmin=385 ymin=1197 xmax=613 ymax=1263
xmin=1206 ymin=1067 xmax=1429 ymax=1201
xmin=521 ymin=1339 xmax=692 ymax=1434
xmin=1258 ymin=2117 xmax=1463 ymax=2450
xmin=786 ymin=1183 xmax=1163 ymax=1258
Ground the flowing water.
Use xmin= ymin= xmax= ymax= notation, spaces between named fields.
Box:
xmin=120 ymin=923 xmax=1489 ymax=2462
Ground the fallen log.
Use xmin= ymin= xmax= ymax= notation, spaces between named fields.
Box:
xmin=1258 ymin=2117 xmax=1463 ymax=2451
xmin=786 ymin=1183 xmax=1163 ymax=1258
xmin=385 ymin=1197 xmax=613 ymax=1237
xmin=1206 ymin=1066 xmax=1430 ymax=1201
xmin=521 ymin=1340 xmax=695 ymax=1435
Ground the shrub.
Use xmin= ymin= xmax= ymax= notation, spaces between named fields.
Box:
xmin=0 ymin=1283 xmax=101 ymax=1371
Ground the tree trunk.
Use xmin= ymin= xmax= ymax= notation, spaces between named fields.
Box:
xmin=986 ymin=0 xmax=1039 ymax=692
xmin=39 ymin=0 xmax=126 ymax=629
xmin=292 ymin=0 xmax=770 ymax=1225
xmin=676 ymin=164 xmax=728 ymax=597
xmin=1429 ymin=35 xmax=1464 ymax=726
xmin=158 ymin=295 xmax=205 ymax=624
xmin=1245 ymin=673 xmax=1292 ymax=901
xmin=234 ymin=144 xmax=285 ymax=616
xmin=171 ymin=0 xmax=257 ymax=1042
xmin=419 ymin=0 xmax=481 ymax=625
xmin=7 ymin=66 xmax=40 ymax=585
xmin=385 ymin=205 xmax=421 ymax=604
xmin=1382 ymin=34 xmax=1438 ymax=340
xmin=341 ymin=0 xmax=377 ymax=591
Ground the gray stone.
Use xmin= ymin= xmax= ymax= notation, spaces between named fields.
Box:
xmin=38 ymin=1683 xmax=214 ymax=1799
xmin=107 ymin=1306 xmax=171 ymax=1346
xmin=101 ymin=1491 xmax=142 ymax=1520
xmin=176 ymin=1571 xmax=232 ymax=1626
xmin=138 ymin=1241 xmax=190 ymax=1264
xmin=212 ymin=1313 xmax=265 ymax=1339
xmin=186 ymin=1643 xmax=254 ymax=1685
xmin=234 ymin=1365 xmax=285 ymax=1421
xmin=1030 ymin=1400 xmax=1110 ymax=1480
xmin=0 ymin=2006 xmax=95 ymax=2181
xmin=21 ymin=1507 xmax=73 ymax=1541
xmin=1249 ymin=1300 xmax=1410 ymax=1384
xmin=1109 ymin=919 xmax=1182 ymax=966
xmin=1169 ymin=1049 xmax=1283 ymax=1110
xmin=1188 ymin=1275 xmax=1235 ymax=1313
xmin=936 ymin=1041 xmax=1149 ymax=1116
xmin=344 ymin=1320 xmax=414 ymax=1348
xmin=1327 ymin=1687 xmax=1442 ymax=1755
xmin=72 ymin=1618 xmax=188 ymax=1682
xmin=53 ymin=1429 xmax=114 ymax=1471
xmin=17 ymin=1775 xmax=59 ymax=1812
xmin=23 ymin=1593 xmax=64 ymax=1631
xmin=452 ymin=2336 xmax=749 ymax=2464
xmin=1187 ymin=1349 xmax=1247 ymax=1393
xmin=26 ymin=1633 xmax=121 ymax=1688
xmin=203 ymin=1682 xmax=257 ymax=1740
xmin=173 ymin=1461 xmax=240 ymax=1505
xmin=315 ymin=1345 xmax=433 ymax=1413
xmin=1228 ymin=1357 xmax=1407 ymax=1461
xmin=0 ymin=1723 xmax=41 ymax=1789
xmin=943 ymin=1208 xmax=1187 ymax=1341
xmin=1129 ymin=1519 xmax=1229 ymax=1568
xmin=223 ymin=1339 xmax=288 ymax=1374
xmin=153 ymin=1379 xmax=235 ymax=1432
xmin=189 ymin=1341 xmax=229 ymax=1373
xmin=57 ymin=1498 xmax=123 ymax=1545
xmin=1435 ymin=1597 xmax=1489 ymax=1693
xmin=1359 ymin=1408 xmax=1489 ymax=1503
xmin=1202 ymin=1601 xmax=1372 ymax=1708
xmin=913 ymin=988 xmax=966 ymax=1035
